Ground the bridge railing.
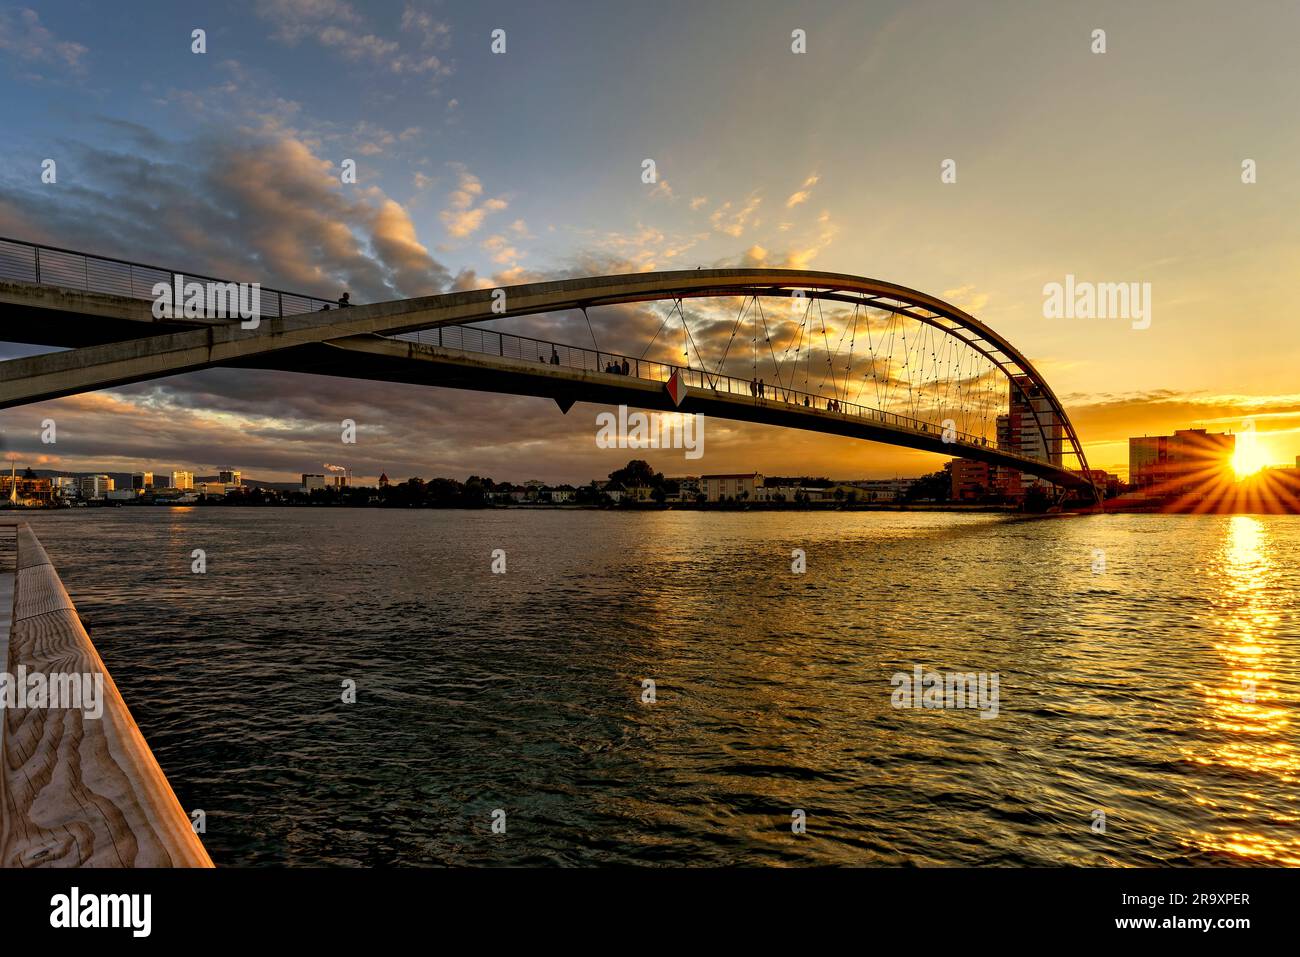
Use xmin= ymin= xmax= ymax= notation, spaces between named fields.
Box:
xmin=0 ymin=236 xmax=337 ymax=317
xmin=394 ymin=325 xmax=1006 ymax=453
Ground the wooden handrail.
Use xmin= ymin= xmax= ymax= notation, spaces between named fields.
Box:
xmin=0 ymin=522 xmax=212 ymax=867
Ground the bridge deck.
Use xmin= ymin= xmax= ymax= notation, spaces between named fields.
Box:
xmin=0 ymin=522 xmax=211 ymax=867
xmin=240 ymin=333 xmax=1088 ymax=487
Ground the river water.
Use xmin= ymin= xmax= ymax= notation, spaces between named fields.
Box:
xmin=21 ymin=508 xmax=1300 ymax=866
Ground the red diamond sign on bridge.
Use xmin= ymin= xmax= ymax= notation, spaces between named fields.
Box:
xmin=665 ymin=369 xmax=687 ymax=407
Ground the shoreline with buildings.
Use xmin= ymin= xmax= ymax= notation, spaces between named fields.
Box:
xmin=5 ymin=441 xmax=1298 ymax=514
xmin=7 ymin=375 xmax=1293 ymax=514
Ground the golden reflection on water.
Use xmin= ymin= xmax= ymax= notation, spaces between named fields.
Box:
xmin=1190 ymin=516 xmax=1299 ymax=864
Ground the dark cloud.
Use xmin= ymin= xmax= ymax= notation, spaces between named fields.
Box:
xmin=0 ymin=121 xmax=450 ymax=301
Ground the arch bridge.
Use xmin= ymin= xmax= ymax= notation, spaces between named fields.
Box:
xmin=0 ymin=237 xmax=1098 ymax=500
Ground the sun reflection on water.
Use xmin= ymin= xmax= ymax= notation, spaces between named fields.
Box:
xmin=1188 ymin=516 xmax=1299 ymax=864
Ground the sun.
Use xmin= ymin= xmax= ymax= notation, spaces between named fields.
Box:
xmin=1232 ymin=443 xmax=1267 ymax=479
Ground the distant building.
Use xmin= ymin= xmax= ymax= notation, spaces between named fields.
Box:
xmin=546 ymin=484 xmax=576 ymax=503
xmin=950 ymin=459 xmax=993 ymax=501
xmin=378 ymin=472 xmax=390 ymax=488
xmin=825 ymin=483 xmax=865 ymax=501
xmin=1129 ymin=429 xmax=1234 ymax=494
xmin=327 ymin=474 xmax=349 ymax=490
xmin=106 ymin=488 xmax=139 ymax=502
xmin=0 ymin=470 xmax=52 ymax=505
xmin=78 ymin=474 xmax=114 ymax=499
xmin=218 ymin=469 xmax=241 ymax=486
xmin=852 ymin=479 xmax=911 ymax=503
xmin=702 ymin=473 xmax=763 ymax=502
xmin=1076 ymin=468 xmax=1122 ymax=498
xmin=301 ymin=473 xmax=326 ymax=491
xmin=171 ymin=470 xmax=194 ymax=491
xmin=755 ymin=484 xmax=818 ymax=502
xmin=53 ymin=476 xmax=78 ymax=498
xmin=197 ymin=481 xmax=226 ymax=496
xmin=131 ymin=471 xmax=154 ymax=490
xmin=665 ymin=476 xmax=701 ymax=502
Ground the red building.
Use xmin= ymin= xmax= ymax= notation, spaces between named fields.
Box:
xmin=949 ymin=458 xmax=993 ymax=501
xmin=1129 ymin=429 xmax=1234 ymax=493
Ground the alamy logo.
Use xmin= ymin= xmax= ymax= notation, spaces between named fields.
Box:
xmin=0 ymin=667 xmax=104 ymax=719
xmin=890 ymin=665 xmax=999 ymax=719
xmin=152 ymin=274 xmax=261 ymax=329
xmin=1042 ymin=274 xmax=1151 ymax=330
xmin=596 ymin=405 xmax=704 ymax=460
xmin=50 ymin=887 xmax=151 ymax=937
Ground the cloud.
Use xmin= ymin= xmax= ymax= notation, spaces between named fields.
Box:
xmin=259 ymin=0 xmax=452 ymax=82
xmin=0 ymin=7 xmax=88 ymax=72
xmin=941 ymin=284 xmax=991 ymax=313
xmin=400 ymin=5 xmax=452 ymax=49
xmin=317 ymin=26 xmax=399 ymax=63
xmin=351 ymin=120 xmax=398 ymax=155
xmin=439 ymin=166 xmax=507 ymax=238
xmin=562 ymin=223 xmax=710 ymax=274
xmin=1053 ymin=390 xmax=1300 ymax=474
xmin=258 ymin=0 xmax=361 ymax=43
xmin=726 ymin=210 xmax=837 ymax=270
xmin=442 ymin=209 xmax=487 ymax=238
xmin=0 ymin=120 xmax=450 ymax=302
xmin=785 ymin=173 xmax=820 ymax=208
xmin=482 ymin=234 xmax=522 ymax=265
xmin=446 ymin=169 xmax=482 ymax=208
xmin=710 ymin=193 xmax=762 ymax=237
xmin=370 ymin=199 xmax=444 ymax=296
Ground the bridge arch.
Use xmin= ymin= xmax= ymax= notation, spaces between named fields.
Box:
xmin=393 ymin=267 xmax=1096 ymax=498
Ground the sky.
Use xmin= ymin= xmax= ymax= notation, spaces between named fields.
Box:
xmin=1 ymin=0 xmax=1298 ymax=484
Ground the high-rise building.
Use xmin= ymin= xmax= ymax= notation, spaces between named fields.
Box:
xmin=171 ymin=470 xmax=194 ymax=490
xmin=301 ymin=473 xmax=326 ymax=491
xmin=131 ymin=471 xmax=154 ymax=490
xmin=218 ymin=468 xmax=242 ymax=486
xmin=78 ymin=474 xmax=114 ymax=499
xmin=949 ymin=376 xmax=1065 ymax=503
xmin=1004 ymin=375 xmax=1063 ymax=463
xmin=1129 ymin=429 xmax=1234 ymax=493
xmin=992 ymin=375 xmax=1063 ymax=499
